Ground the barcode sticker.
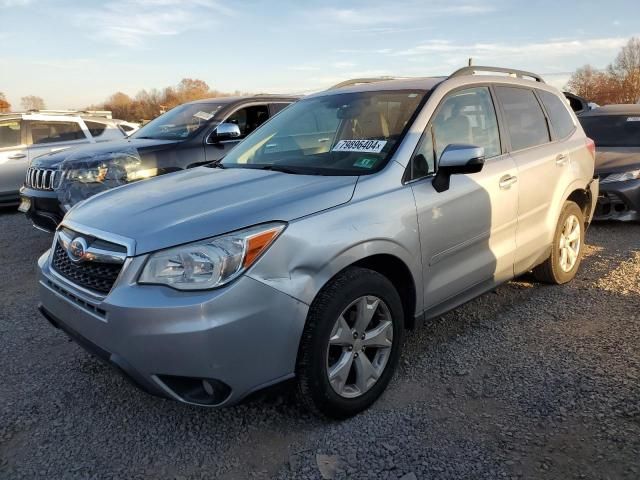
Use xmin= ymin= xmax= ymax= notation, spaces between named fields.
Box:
xmin=332 ymin=139 xmax=387 ymax=153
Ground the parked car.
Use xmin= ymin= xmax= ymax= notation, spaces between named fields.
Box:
xmin=0 ymin=112 xmax=129 ymax=206
xmin=563 ymin=92 xmax=597 ymax=116
xmin=19 ymin=95 xmax=298 ymax=231
xmin=38 ymin=66 xmax=598 ymax=418
xmin=579 ymin=104 xmax=640 ymax=221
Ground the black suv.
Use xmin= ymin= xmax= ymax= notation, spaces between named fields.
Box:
xmin=20 ymin=95 xmax=297 ymax=231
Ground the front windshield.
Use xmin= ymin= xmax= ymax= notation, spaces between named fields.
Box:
xmin=221 ymin=90 xmax=427 ymax=175
xmin=131 ymin=102 xmax=225 ymax=141
xmin=580 ymin=115 xmax=640 ymax=147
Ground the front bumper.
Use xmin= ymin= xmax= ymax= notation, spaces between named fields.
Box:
xmin=594 ymin=178 xmax=640 ymax=222
xmin=20 ymin=186 xmax=64 ymax=232
xmin=38 ymin=251 xmax=309 ymax=407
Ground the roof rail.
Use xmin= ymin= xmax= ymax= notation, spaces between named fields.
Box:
xmin=24 ymin=109 xmax=113 ymax=118
xmin=449 ymin=66 xmax=545 ymax=83
xmin=328 ymin=77 xmax=406 ymax=90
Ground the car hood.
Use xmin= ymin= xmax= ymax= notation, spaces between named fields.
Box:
xmin=30 ymin=138 xmax=180 ymax=169
xmin=595 ymin=147 xmax=640 ymax=174
xmin=64 ymin=167 xmax=358 ymax=255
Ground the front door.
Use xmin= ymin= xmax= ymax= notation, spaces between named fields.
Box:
xmin=409 ymin=86 xmax=519 ymax=309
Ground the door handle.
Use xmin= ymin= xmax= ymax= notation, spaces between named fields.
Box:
xmin=8 ymin=153 xmax=26 ymax=160
xmin=556 ymin=153 xmax=569 ymax=165
xmin=499 ymin=174 xmax=517 ymax=189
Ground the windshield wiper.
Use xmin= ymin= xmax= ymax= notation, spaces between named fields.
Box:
xmin=205 ymin=159 xmax=225 ymax=169
xmin=256 ymin=164 xmax=303 ymax=174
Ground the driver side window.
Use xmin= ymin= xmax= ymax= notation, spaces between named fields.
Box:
xmin=433 ymin=87 xmax=500 ymax=160
xmin=408 ymin=87 xmax=501 ymax=181
xmin=225 ymin=105 xmax=270 ymax=138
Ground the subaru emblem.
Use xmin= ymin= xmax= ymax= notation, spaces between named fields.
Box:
xmin=68 ymin=237 xmax=88 ymax=262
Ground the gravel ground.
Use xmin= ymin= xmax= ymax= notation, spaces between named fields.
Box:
xmin=1 ymin=208 xmax=639 ymax=480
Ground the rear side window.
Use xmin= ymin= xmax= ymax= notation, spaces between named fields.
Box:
xmin=539 ymin=90 xmax=575 ymax=139
xmin=495 ymin=87 xmax=550 ymax=151
xmin=0 ymin=120 xmax=21 ymax=148
xmin=30 ymin=121 xmax=86 ymax=145
xmin=84 ymin=121 xmax=107 ymax=138
xmin=580 ymin=115 xmax=640 ymax=147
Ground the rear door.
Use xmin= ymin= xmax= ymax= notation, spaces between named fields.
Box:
xmin=409 ymin=86 xmax=519 ymax=309
xmin=26 ymin=119 xmax=92 ymax=163
xmin=494 ymin=86 xmax=560 ymax=273
xmin=0 ymin=118 xmax=27 ymax=197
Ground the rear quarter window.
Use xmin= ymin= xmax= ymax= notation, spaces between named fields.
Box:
xmin=84 ymin=121 xmax=107 ymax=138
xmin=539 ymin=90 xmax=576 ymax=139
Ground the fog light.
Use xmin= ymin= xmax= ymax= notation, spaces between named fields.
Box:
xmin=157 ymin=375 xmax=232 ymax=406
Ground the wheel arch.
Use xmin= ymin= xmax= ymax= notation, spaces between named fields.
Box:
xmin=562 ymin=181 xmax=595 ymax=226
xmin=350 ymin=254 xmax=418 ymax=330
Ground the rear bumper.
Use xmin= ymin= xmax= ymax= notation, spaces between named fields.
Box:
xmin=19 ymin=186 xmax=64 ymax=232
xmin=594 ymin=178 xmax=640 ymax=222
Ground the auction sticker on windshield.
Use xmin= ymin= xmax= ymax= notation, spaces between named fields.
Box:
xmin=193 ymin=111 xmax=214 ymax=121
xmin=332 ymin=140 xmax=387 ymax=153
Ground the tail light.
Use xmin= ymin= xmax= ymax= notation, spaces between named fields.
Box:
xmin=586 ymin=137 xmax=596 ymax=160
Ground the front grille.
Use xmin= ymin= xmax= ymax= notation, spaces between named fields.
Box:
xmin=51 ymin=242 xmax=123 ymax=294
xmin=25 ymin=167 xmax=61 ymax=191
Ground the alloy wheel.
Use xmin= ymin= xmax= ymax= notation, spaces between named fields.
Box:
xmin=326 ymin=295 xmax=394 ymax=398
xmin=559 ymin=214 xmax=581 ymax=272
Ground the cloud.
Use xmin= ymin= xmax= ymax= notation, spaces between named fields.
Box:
xmin=0 ymin=0 xmax=31 ymax=6
xmin=288 ymin=65 xmax=322 ymax=72
xmin=75 ymin=0 xmax=234 ymax=47
xmin=393 ymin=37 xmax=631 ymax=62
xmin=304 ymin=1 xmax=494 ymax=34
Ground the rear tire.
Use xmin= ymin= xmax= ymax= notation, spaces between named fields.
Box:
xmin=296 ymin=267 xmax=405 ymax=419
xmin=533 ymin=201 xmax=585 ymax=284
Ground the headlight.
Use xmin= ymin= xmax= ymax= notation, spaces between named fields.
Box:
xmin=64 ymin=163 xmax=158 ymax=184
xmin=600 ymin=169 xmax=640 ymax=184
xmin=138 ymin=223 xmax=286 ymax=290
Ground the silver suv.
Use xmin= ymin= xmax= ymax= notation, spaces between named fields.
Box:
xmin=38 ymin=67 xmax=598 ymax=418
xmin=0 ymin=111 xmax=127 ymax=206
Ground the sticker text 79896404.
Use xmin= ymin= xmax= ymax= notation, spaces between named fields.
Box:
xmin=332 ymin=139 xmax=387 ymax=154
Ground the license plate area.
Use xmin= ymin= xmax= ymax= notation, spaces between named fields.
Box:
xmin=18 ymin=196 xmax=31 ymax=213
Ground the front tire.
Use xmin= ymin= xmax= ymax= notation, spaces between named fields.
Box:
xmin=533 ymin=201 xmax=585 ymax=284
xmin=296 ymin=267 xmax=405 ymax=419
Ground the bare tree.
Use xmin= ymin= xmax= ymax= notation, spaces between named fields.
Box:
xmin=0 ymin=92 xmax=10 ymax=112
xmin=567 ymin=37 xmax=640 ymax=104
xmin=87 ymin=78 xmax=237 ymax=122
xmin=20 ymin=95 xmax=46 ymax=110
xmin=567 ymin=65 xmax=603 ymax=101
xmin=610 ymin=37 xmax=640 ymax=103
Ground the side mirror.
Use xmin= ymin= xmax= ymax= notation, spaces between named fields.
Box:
xmin=432 ymin=144 xmax=485 ymax=193
xmin=210 ymin=122 xmax=241 ymax=143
